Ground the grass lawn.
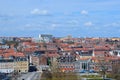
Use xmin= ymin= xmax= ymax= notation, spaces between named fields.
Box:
xmin=41 ymin=71 xmax=79 ymax=80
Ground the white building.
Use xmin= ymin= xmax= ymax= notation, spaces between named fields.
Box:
xmin=39 ymin=34 xmax=53 ymax=43
xmin=0 ymin=59 xmax=14 ymax=73
xmin=74 ymin=59 xmax=91 ymax=72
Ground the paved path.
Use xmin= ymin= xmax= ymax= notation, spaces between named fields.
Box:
xmin=17 ymin=71 xmax=41 ymax=80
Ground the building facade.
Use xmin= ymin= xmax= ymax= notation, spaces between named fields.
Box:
xmin=0 ymin=58 xmax=29 ymax=73
xmin=0 ymin=59 xmax=14 ymax=73
xmin=14 ymin=58 xmax=29 ymax=73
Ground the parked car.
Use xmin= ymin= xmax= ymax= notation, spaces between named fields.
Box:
xmin=79 ymin=70 xmax=87 ymax=73
xmin=104 ymin=78 xmax=112 ymax=80
xmin=0 ymin=76 xmax=10 ymax=80
xmin=89 ymin=69 xmax=96 ymax=73
xmin=0 ymin=73 xmax=6 ymax=79
xmin=29 ymin=65 xmax=37 ymax=72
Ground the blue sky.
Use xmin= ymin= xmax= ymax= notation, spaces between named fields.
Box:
xmin=0 ymin=0 xmax=120 ymax=37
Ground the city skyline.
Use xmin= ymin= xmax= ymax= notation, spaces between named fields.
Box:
xmin=0 ymin=0 xmax=120 ymax=37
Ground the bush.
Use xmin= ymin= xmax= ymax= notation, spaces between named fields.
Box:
xmin=81 ymin=75 xmax=101 ymax=78
xmin=41 ymin=71 xmax=52 ymax=80
xmin=107 ymin=73 xmax=120 ymax=80
xmin=41 ymin=71 xmax=79 ymax=80
xmin=113 ymin=74 xmax=120 ymax=80
xmin=87 ymin=79 xmax=103 ymax=80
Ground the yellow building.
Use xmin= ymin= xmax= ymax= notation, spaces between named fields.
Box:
xmin=14 ymin=58 xmax=29 ymax=73
xmin=111 ymin=38 xmax=120 ymax=41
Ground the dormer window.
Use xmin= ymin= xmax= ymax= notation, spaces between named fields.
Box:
xmin=9 ymin=56 xmax=15 ymax=59
xmin=0 ymin=55 xmax=4 ymax=59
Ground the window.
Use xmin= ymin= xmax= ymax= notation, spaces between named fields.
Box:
xmin=82 ymin=63 xmax=87 ymax=70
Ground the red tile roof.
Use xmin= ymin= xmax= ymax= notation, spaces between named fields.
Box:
xmin=0 ymin=52 xmax=25 ymax=58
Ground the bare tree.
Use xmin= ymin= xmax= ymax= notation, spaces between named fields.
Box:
xmin=41 ymin=64 xmax=80 ymax=80
xmin=96 ymin=57 xmax=109 ymax=79
xmin=110 ymin=61 xmax=120 ymax=80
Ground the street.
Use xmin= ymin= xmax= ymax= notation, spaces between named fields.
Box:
xmin=17 ymin=71 xmax=41 ymax=80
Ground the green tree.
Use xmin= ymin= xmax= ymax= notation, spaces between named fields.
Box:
xmin=47 ymin=57 xmax=51 ymax=66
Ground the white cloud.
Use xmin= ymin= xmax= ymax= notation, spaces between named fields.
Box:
xmin=84 ymin=21 xmax=93 ymax=26
xmin=51 ymin=24 xmax=57 ymax=27
xmin=22 ymin=23 xmax=58 ymax=31
xmin=23 ymin=23 xmax=44 ymax=31
xmin=25 ymin=23 xmax=31 ymax=27
xmin=81 ymin=10 xmax=88 ymax=15
xmin=31 ymin=8 xmax=49 ymax=15
xmin=67 ymin=20 xmax=78 ymax=24
xmin=50 ymin=23 xmax=58 ymax=30
xmin=104 ymin=22 xmax=120 ymax=27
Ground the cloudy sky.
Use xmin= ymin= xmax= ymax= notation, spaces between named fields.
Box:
xmin=0 ymin=0 xmax=120 ymax=37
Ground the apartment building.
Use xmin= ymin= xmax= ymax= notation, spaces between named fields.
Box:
xmin=14 ymin=57 xmax=29 ymax=73
xmin=0 ymin=59 xmax=14 ymax=73
xmin=0 ymin=58 xmax=29 ymax=73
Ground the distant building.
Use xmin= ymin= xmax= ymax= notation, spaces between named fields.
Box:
xmin=0 ymin=37 xmax=16 ymax=42
xmin=0 ymin=45 xmax=9 ymax=49
xmin=39 ymin=34 xmax=53 ymax=43
xmin=111 ymin=50 xmax=120 ymax=57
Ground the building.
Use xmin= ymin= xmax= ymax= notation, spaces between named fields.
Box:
xmin=0 ymin=58 xmax=29 ymax=73
xmin=39 ymin=34 xmax=53 ymax=43
xmin=14 ymin=57 xmax=29 ymax=73
xmin=58 ymin=62 xmax=74 ymax=72
xmin=0 ymin=59 xmax=14 ymax=73
xmin=74 ymin=59 xmax=91 ymax=72
xmin=57 ymin=52 xmax=76 ymax=72
xmin=31 ymin=51 xmax=46 ymax=66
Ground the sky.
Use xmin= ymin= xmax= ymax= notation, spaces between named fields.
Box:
xmin=0 ymin=0 xmax=120 ymax=38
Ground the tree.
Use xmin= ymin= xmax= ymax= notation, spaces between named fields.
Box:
xmin=5 ymin=41 xmax=19 ymax=49
xmin=41 ymin=64 xmax=80 ymax=80
xmin=108 ymin=62 xmax=120 ymax=80
xmin=47 ymin=57 xmax=51 ymax=66
xmin=96 ymin=57 xmax=109 ymax=79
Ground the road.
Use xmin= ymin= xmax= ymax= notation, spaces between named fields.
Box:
xmin=17 ymin=71 xmax=41 ymax=80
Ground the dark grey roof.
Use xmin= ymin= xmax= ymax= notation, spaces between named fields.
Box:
xmin=0 ymin=59 xmax=14 ymax=62
xmin=15 ymin=57 xmax=27 ymax=61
